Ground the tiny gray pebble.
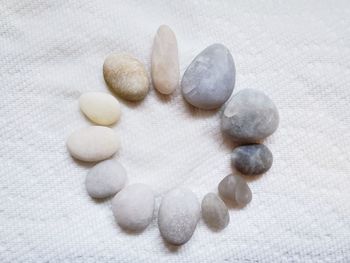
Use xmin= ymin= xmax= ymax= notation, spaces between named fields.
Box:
xmin=181 ymin=43 xmax=235 ymax=110
xmin=221 ymin=89 xmax=279 ymax=143
xmin=218 ymin=174 xmax=252 ymax=206
xmin=232 ymin=144 xmax=273 ymax=175
xmin=201 ymin=193 xmax=229 ymax=230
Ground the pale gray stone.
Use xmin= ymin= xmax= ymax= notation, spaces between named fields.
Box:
xmin=221 ymin=89 xmax=279 ymax=143
xmin=218 ymin=174 xmax=252 ymax=206
xmin=201 ymin=193 xmax=229 ymax=230
xmin=181 ymin=43 xmax=235 ymax=110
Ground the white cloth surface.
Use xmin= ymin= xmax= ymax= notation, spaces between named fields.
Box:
xmin=1 ymin=1 xmax=350 ymax=262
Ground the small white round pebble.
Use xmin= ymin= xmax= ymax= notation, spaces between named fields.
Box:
xmin=112 ymin=184 xmax=155 ymax=232
xmin=158 ymin=187 xmax=200 ymax=245
xmin=85 ymin=159 xmax=127 ymax=199
xmin=67 ymin=126 xmax=120 ymax=162
xmin=201 ymin=193 xmax=229 ymax=230
xmin=79 ymin=92 xmax=121 ymax=125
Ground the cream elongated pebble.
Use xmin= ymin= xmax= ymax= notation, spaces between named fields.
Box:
xmin=67 ymin=126 xmax=120 ymax=162
xmin=201 ymin=193 xmax=229 ymax=230
xmin=103 ymin=53 xmax=149 ymax=101
xmin=151 ymin=25 xmax=179 ymax=95
xmin=158 ymin=188 xmax=200 ymax=245
xmin=112 ymin=184 xmax=155 ymax=232
xmin=79 ymin=92 xmax=121 ymax=125
xmin=85 ymin=159 xmax=127 ymax=198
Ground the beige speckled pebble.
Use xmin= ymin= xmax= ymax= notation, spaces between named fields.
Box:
xmin=103 ymin=53 xmax=149 ymax=101
xmin=201 ymin=193 xmax=229 ymax=230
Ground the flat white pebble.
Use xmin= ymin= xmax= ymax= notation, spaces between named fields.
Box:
xmin=112 ymin=184 xmax=155 ymax=232
xmin=67 ymin=126 xmax=120 ymax=162
xmin=201 ymin=193 xmax=229 ymax=230
xmin=85 ymin=159 xmax=127 ymax=198
xmin=158 ymin=188 xmax=200 ymax=245
xmin=218 ymin=174 xmax=252 ymax=206
xmin=79 ymin=92 xmax=121 ymax=125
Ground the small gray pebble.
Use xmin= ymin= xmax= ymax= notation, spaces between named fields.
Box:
xmin=201 ymin=193 xmax=229 ymax=230
xmin=232 ymin=144 xmax=273 ymax=175
xmin=218 ymin=174 xmax=252 ymax=206
xmin=181 ymin=43 xmax=235 ymax=110
xmin=86 ymin=159 xmax=127 ymax=198
xmin=221 ymin=89 xmax=279 ymax=143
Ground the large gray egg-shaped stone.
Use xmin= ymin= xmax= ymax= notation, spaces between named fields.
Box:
xmin=232 ymin=144 xmax=273 ymax=175
xmin=218 ymin=174 xmax=252 ymax=206
xmin=201 ymin=193 xmax=229 ymax=230
xmin=112 ymin=184 xmax=155 ymax=232
xmin=158 ymin=188 xmax=200 ymax=245
xmin=181 ymin=43 xmax=235 ymax=110
xmin=221 ymin=89 xmax=279 ymax=143
xmin=85 ymin=159 xmax=127 ymax=198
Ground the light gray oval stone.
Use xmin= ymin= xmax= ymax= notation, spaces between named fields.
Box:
xmin=218 ymin=174 xmax=252 ymax=206
xmin=158 ymin=188 xmax=200 ymax=245
xmin=85 ymin=159 xmax=127 ymax=198
xmin=112 ymin=184 xmax=155 ymax=232
xmin=232 ymin=144 xmax=273 ymax=175
xmin=221 ymin=89 xmax=279 ymax=143
xmin=181 ymin=43 xmax=235 ymax=110
xmin=201 ymin=193 xmax=229 ymax=230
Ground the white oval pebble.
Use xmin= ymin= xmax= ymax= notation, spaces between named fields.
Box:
xmin=85 ymin=159 xmax=127 ymax=198
xmin=67 ymin=126 xmax=120 ymax=162
xmin=112 ymin=184 xmax=155 ymax=232
xmin=201 ymin=193 xmax=229 ymax=230
xmin=158 ymin=188 xmax=200 ymax=245
xmin=79 ymin=92 xmax=121 ymax=125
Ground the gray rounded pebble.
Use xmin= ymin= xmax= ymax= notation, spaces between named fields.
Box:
xmin=232 ymin=144 xmax=273 ymax=175
xmin=201 ymin=193 xmax=229 ymax=230
xmin=218 ymin=174 xmax=252 ymax=206
xmin=112 ymin=184 xmax=155 ymax=232
xmin=181 ymin=43 xmax=235 ymax=110
xmin=221 ymin=89 xmax=279 ymax=143
xmin=158 ymin=188 xmax=200 ymax=245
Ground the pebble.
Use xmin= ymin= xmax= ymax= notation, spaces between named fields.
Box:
xmin=67 ymin=126 xmax=120 ymax=162
xmin=201 ymin=193 xmax=229 ymax=230
xmin=103 ymin=53 xmax=149 ymax=101
xmin=218 ymin=174 xmax=252 ymax=206
xmin=231 ymin=144 xmax=273 ymax=175
xmin=112 ymin=184 xmax=155 ymax=232
xmin=181 ymin=43 xmax=235 ymax=110
xmin=151 ymin=25 xmax=179 ymax=95
xmin=85 ymin=159 xmax=127 ymax=198
xmin=221 ymin=89 xmax=279 ymax=143
xmin=79 ymin=92 xmax=121 ymax=125
xmin=158 ymin=188 xmax=200 ymax=245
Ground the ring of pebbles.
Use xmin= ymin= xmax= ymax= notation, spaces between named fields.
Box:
xmin=66 ymin=25 xmax=279 ymax=246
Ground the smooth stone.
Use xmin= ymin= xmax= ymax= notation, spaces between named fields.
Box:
xmin=232 ymin=144 xmax=273 ymax=175
xmin=79 ymin=92 xmax=121 ymax=125
xmin=112 ymin=184 xmax=155 ymax=232
xmin=218 ymin=174 xmax=252 ymax=206
xmin=151 ymin=25 xmax=179 ymax=95
xmin=103 ymin=53 xmax=149 ymax=101
xmin=201 ymin=193 xmax=229 ymax=230
xmin=85 ymin=159 xmax=127 ymax=198
xmin=158 ymin=188 xmax=200 ymax=245
xmin=221 ymin=89 xmax=279 ymax=143
xmin=67 ymin=126 xmax=120 ymax=162
xmin=181 ymin=43 xmax=235 ymax=110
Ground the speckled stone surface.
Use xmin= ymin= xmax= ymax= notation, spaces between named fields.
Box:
xmin=232 ymin=144 xmax=273 ymax=175
xmin=218 ymin=174 xmax=252 ymax=206
xmin=221 ymin=89 xmax=279 ymax=143
xmin=201 ymin=193 xmax=229 ymax=230
xmin=181 ymin=43 xmax=235 ymax=110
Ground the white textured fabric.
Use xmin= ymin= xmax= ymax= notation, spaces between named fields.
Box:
xmin=1 ymin=1 xmax=350 ymax=262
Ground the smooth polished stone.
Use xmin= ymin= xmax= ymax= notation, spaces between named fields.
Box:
xmin=221 ymin=89 xmax=279 ymax=143
xmin=218 ymin=174 xmax=252 ymax=206
xmin=201 ymin=193 xmax=229 ymax=230
xmin=85 ymin=159 xmax=127 ymax=198
xmin=79 ymin=92 xmax=121 ymax=125
xmin=231 ymin=144 xmax=273 ymax=175
xmin=67 ymin=126 xmax=120 ymax=162
xmin=112 ymin=184 xmax=155 ymax=232
xmin=151 ymin=25 xmax=179 ymax=95
xmin=158 ymin=188 xmax=200 ymax=245
xmin=103 ymin=53 xmax=149 ymax=101
xmin=181 ymin=43 xmax=235 ymax=110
